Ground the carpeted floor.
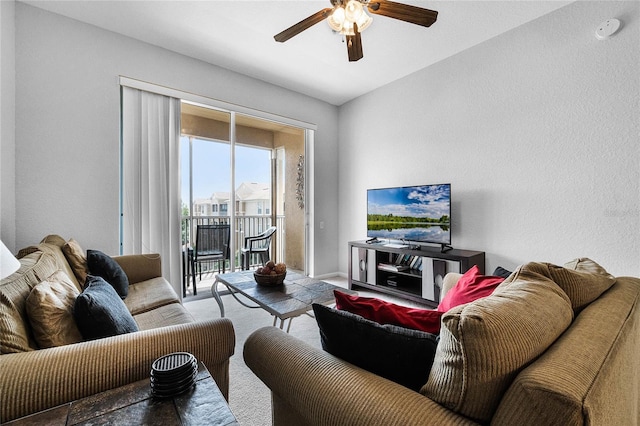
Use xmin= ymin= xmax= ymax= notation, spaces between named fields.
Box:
xmin=183 ymin=275 xmax=422 ymax=425
xmin=183 ymin=278 xmax=344 ymax=425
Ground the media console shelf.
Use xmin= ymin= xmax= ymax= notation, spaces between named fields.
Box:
xmin=348 ymin=240 xmax=485 ymax=308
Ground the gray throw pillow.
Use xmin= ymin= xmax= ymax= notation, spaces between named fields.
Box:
xmin=73 ymin=275 xmax=138 ymax=340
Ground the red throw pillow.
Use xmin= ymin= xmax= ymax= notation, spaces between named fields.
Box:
xmin=437 ymin=265 xmax=504 ymax=312
xmin=334 ymin=290 xmax=443 ymax=335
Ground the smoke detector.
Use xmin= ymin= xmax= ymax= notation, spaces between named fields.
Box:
xmin=595 ymin=18 xmax=621 ymax=40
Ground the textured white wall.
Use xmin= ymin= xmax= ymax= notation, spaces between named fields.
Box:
xmin=0 ymin=0 xmax=16 ymax=250
xmin=12 ymin=4 xmax=339 ymax=277
xmin=338 ymin=1 xmax=640 ymax=276
xmin=7 ymin=2 xmax=640 ymax=280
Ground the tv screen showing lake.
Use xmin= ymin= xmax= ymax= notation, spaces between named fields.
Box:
xmin=367 ymin=183 xmax=451 ymax=244
xmin=367 ymin=223 xmax=450 ymax=244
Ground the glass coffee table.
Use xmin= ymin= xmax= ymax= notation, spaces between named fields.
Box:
xmin=212 ymin=270 xmax=357 ymax=332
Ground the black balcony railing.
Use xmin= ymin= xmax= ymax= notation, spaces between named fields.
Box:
xmin=181 ymin=215 xmax=285 ymax=271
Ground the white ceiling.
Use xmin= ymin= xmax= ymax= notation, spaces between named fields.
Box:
xmin=22 ymin=0 xmax=572 ymax=106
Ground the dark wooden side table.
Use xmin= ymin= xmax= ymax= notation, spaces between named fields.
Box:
xmin=5 ymin=362 xmax=238 ymax=426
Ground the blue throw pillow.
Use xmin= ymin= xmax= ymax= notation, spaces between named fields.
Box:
xmin=73 ymin=275 xmax=138 ymax=340
xmin=312 ymin=303 xmax=438 ymax=392
xmin=87 ymin=249 xmax=129 ymax=298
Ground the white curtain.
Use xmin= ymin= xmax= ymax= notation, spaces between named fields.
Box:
xmin=121 ymin=87 xmax=182 ymax=298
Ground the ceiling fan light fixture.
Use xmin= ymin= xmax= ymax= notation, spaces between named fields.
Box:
xmin=327 ymin=6 xmax=346 ymax=32
xmin=344 ymin=0 xmax=364 ymax=22
xmin=328 ymin=1 xmax=372 ymax=35
xmin=355 ymin=11 xmax=372 ymax=32
xmin=342 ymin=20 xmax=355 ymax=36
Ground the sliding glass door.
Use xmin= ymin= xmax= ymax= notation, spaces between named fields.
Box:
xmin=180 ymin=103 xmax=306 ymax=285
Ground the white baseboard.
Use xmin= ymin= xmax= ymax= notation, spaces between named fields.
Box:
xmin=311 ymin=271 xmax=347 ymax=280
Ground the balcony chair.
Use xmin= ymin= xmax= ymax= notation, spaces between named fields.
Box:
xmin=241 ymin=226 xmax=277 ymax=270
xmin=189 ymin=224 xmax=230 ymax=295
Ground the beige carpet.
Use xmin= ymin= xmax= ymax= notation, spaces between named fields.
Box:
xmin=183 ymin=276 xmax=422 ymax=425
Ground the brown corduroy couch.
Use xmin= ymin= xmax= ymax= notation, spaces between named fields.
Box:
xmin=0 ymin=235 xmax=235 ymax=423
xmin=244 ymin=259 xmax=640 ymax=425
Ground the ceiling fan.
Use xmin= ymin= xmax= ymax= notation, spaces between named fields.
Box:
xmin=274 ymin=0 xmax=438 ymax=62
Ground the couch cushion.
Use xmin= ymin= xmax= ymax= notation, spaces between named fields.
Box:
xmin=25 ymin=270 xmax=83 ymax=348
xmin=334 ymin=290 xmax=443 ymax=334
xmin=313 ymin=303 xmax=439 ymax=392
xmin=73 ymin=275 xmax=139 ymax=340
xmin=25 ymin=237 xmax=82 ymax=291
xmin=40 ymin=234 xmax=67 ymax=246
xmin=0 ymin=251 xmax=59 ymax=353
xmin=87 ymin=249 xmax=129 ymax=299
xmin=124 ymin=277 xmax=180 ymax=315
xmin=421 ymin=262 xmax=574 ymax=423
xmin=133 ymin=302 xmax=194 ymax=330
xmin=62 ymin=238 xmax=88 ymax=287
xmin=437 ymin=265 xmax=504 ymax=312
xmin=554 ymin=258 xmax=616 ymax=311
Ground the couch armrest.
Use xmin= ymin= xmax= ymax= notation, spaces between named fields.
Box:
xmin=0 ymin=318 xmax=235 ymax=423
xmin=112 ymin=253 xmax=162 ymax=284
xmin=244 ymin=327 xmax=478 ymax=426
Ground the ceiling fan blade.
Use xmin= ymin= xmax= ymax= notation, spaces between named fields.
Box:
xmin=346 ymin=25 xmax=363 ymax=62
xmin=367 ymin=0 xmax=438 ymax=27
xmin=274 ymin=8 xmax=333 ymax=42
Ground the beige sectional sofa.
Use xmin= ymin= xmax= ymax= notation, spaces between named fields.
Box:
xmin=0 ymin=235 xmax=235 ymax=423
xmin=245 ymin=259 xmax=640 ymax=425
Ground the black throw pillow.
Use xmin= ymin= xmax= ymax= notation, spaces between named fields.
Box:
xmin=312 ymin=303 xmax=438 ymax=392
xmin=87 ymin=249 xmax=129 ymax=299
xmin=73 ymin=275 xmax=139 ymax=340
xmin=492 ymin=266 xmax=513 ymax=278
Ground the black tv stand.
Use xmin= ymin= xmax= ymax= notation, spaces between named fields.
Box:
xmin=348 ymin=240 xmax=485 ymax=307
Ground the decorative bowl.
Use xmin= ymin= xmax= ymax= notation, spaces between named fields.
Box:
xmin=254 ymin=271 xmax=286 ymax=286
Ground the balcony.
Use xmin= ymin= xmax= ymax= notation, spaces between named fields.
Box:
xmin=182 ymin=215 xmax=286 ymax=295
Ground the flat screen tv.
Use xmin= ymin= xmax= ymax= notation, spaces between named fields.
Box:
xmin=367 ymin=183 xmax=451 ymax=246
